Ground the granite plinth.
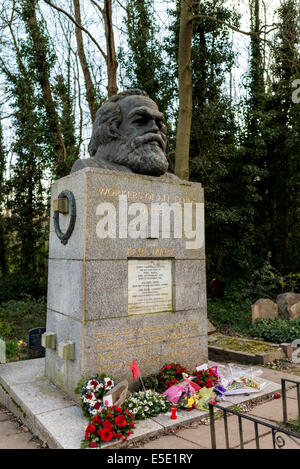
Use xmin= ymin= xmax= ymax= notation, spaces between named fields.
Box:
xmin=46 ymin=168 xmax=207 ymax=399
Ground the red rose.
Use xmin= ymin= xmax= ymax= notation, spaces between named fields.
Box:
xmin=115 ymin=415 xmax=127 ymax=428
xmin=107 ymin=380 xmax=112 ymax=386
xmin=92 ymin=415 xmax=102 ymax=425
xmin=94 ymin=402 xmax=101 ymax=410
xmin=99 ymin=428 xmax=113 ymax=442
xmin=89 ymin=442 xmax=98 ymax=448
xmin=103 ymin=419 xmax=113 ymax=430
xmin=116 ymin=433 xmax=123 ymax=440
xmin=129 ymin=421 xmax=134 ymax=428
xmin=87 ymin=424 xmax=96 ymax=434
xmin=206 ymin=379 xmax=213 ymax=388
xmin=90 ymin=380 xmax=98 ymax=388
xmin=86 ymin=393 xmax=93 ymax=400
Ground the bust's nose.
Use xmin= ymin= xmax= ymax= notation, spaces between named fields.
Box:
xmin=146 ymin=119 xmax=159 ymax=133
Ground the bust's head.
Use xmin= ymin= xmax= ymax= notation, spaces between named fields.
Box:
xmin=88 ymin=89 xmax=169 ymax=176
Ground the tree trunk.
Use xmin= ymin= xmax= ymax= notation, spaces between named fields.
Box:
xmin=102 ymin=0 xmax=118 ymax=97
xmin=174 ymin=0 xmax=194 ymax=181
xmin=73 ymin=0 xmax=98 ymax=122
xmin=25 ymin=2 xmax=67 ymax=176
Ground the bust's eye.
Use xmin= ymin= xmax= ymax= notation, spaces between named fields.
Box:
xmin=133 ymin=117 xmax=148 ymax=125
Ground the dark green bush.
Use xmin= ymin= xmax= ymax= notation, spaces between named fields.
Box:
xmin=0 ymin=272 xmax=47 ymax=303
xmin=207 ymin=298 xmax=252 ymax=335
xmin=0 ymin=295 xmax=46 ymax=340
xmin=250 ymin=318 xmax=300 ymax=344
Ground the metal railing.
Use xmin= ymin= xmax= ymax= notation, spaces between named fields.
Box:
xmin=281 ymin=378 xmax=300 ymax=426
xmin=209 ymin=402 xmax=300 ymax=449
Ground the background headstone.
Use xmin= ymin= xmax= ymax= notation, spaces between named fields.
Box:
xmin=28 ymin=327 xmax=46 ymax=359
xmin=207 ymin=320 xmax=216 ymax=335
xmin=276 ymin=293 xmax=300 ymax=321
xmin=209 ymin=278 xmax=225 ymax=297
xmin=251 ymin=298 xmax=278 ymax=323
xmin=0 ymin=338 xmax=5 ymax=363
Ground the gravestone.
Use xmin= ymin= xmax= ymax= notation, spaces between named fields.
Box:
xmin=251 ymin=299 xmax=278 ymax=323
xmin=0 ymin=338 xmax=5 ymax=363
xmin=276 ymin=293 xmax=300 ymax=321
xmin=28 ymin=327 xmax=46 ymax=359
xmin=43 ymin=90 xmax=208 ymax=400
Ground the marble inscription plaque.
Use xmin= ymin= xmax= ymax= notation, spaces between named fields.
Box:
xmin=128 ymin=259 xmax=173 ymax=315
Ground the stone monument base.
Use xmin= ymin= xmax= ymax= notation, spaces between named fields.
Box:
xmin=45 ymin=168 xmax=208 ymax=399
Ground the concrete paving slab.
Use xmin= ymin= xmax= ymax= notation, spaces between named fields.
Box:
xmin=0 ymin=359 xmax=45 ymax=386
xmin=103 ymin=419 xmax=165 ymax=449
xmin=244 ymin=432 xmax=300 ymax=449
xmin=140 ymin=434 xmax=203 ymax=450
xmin=34 ymin=404 xmax=86 ymax=449
xmin=0 ymin=432 xmax=38 ymax=450
xmin=0 ymin=419 xmax=24 ymax=435
xmin=0 ymin=410 xmax=9 ymax=422
xmin=9 ymin=378 xmax=77 ymax=416
xmin=249 ymin=397 xmax=300 ymax=423
xmin=151 ymin=409 xmax=206 ymax=430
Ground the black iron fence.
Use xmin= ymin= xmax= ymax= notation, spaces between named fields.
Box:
xmin=209 ymin=402 xmax=300 ymax=449
xmin=281 ymin=378 xmax=300 ymax=426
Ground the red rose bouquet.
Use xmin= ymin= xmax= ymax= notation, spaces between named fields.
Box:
xmin=81 ymin=405 xmax=135 ymax=449
xmin=157 ymin=363 xmax=189 ymax=391
xmin=192 ymin=367 xmax=218 ymax=389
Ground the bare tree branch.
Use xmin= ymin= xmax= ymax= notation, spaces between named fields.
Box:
xmin=42 ymin=0 xmax=107 ymax=60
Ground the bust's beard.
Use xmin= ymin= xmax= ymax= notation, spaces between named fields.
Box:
xmin=94 ymin=133 xmax=169 ymax=176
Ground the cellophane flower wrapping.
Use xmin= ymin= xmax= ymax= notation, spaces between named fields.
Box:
xmin=162 ymin=378 xmax=201 ymax=404
xmin=218 ymin=364 xmax=266 ymax=396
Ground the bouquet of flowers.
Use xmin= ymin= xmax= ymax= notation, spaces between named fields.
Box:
xmin=157 ymin=363 xmax=189 ymax=390
xmin=124 ymin=390 xmax=171 ymax=420
xmin=76 ymin=374 xmax=115 ymax=418
xmin=192 ymin=367 xmax=218 ymax=389
xmin=81 ymin=406 xmax=135 ymax=449
xmin=180 ymin=387 xmax=217 ymax=412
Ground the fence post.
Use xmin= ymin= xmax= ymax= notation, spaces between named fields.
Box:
xmin=282 ymin=379 xmax=288 ymax=424
xmin=209 ymin=404 xmax=216 ymax=449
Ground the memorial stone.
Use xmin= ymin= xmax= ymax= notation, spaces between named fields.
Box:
xmin=0 ymin=338 xmax=5 ymax=364
xmin=28 ymin=327 xmax=46 ymax=359
xmin=44 ymin=90 xmax=208 ymax=400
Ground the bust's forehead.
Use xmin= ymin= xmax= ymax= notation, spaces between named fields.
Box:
xmin=119 ymin=95 xmax=159 ymax=116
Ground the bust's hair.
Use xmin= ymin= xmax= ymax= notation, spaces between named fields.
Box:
xmin=88 ymin=89 xmax=148 ymax=157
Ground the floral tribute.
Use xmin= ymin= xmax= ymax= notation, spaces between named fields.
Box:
xmin=157 ymin=363 xmax=188 ymax=390
xmin=192 ymin=367 xmax=218 ymax=389
xmin=77 ymin=374 xmax=115 ymax=418
xmin=124 ymin=390 xmax=171 ymax=420
xmin=81 ymin=406 xmax=135 ymax=449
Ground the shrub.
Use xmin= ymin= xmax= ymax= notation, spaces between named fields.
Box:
xmin=0 ymin=295 xmax=46 ymax=340
xmin=250 ymin=318 xmax=300 ymax=344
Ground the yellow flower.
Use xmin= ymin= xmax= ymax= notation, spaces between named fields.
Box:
xmin=187 ymin=397 xmax=194 ymax=407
